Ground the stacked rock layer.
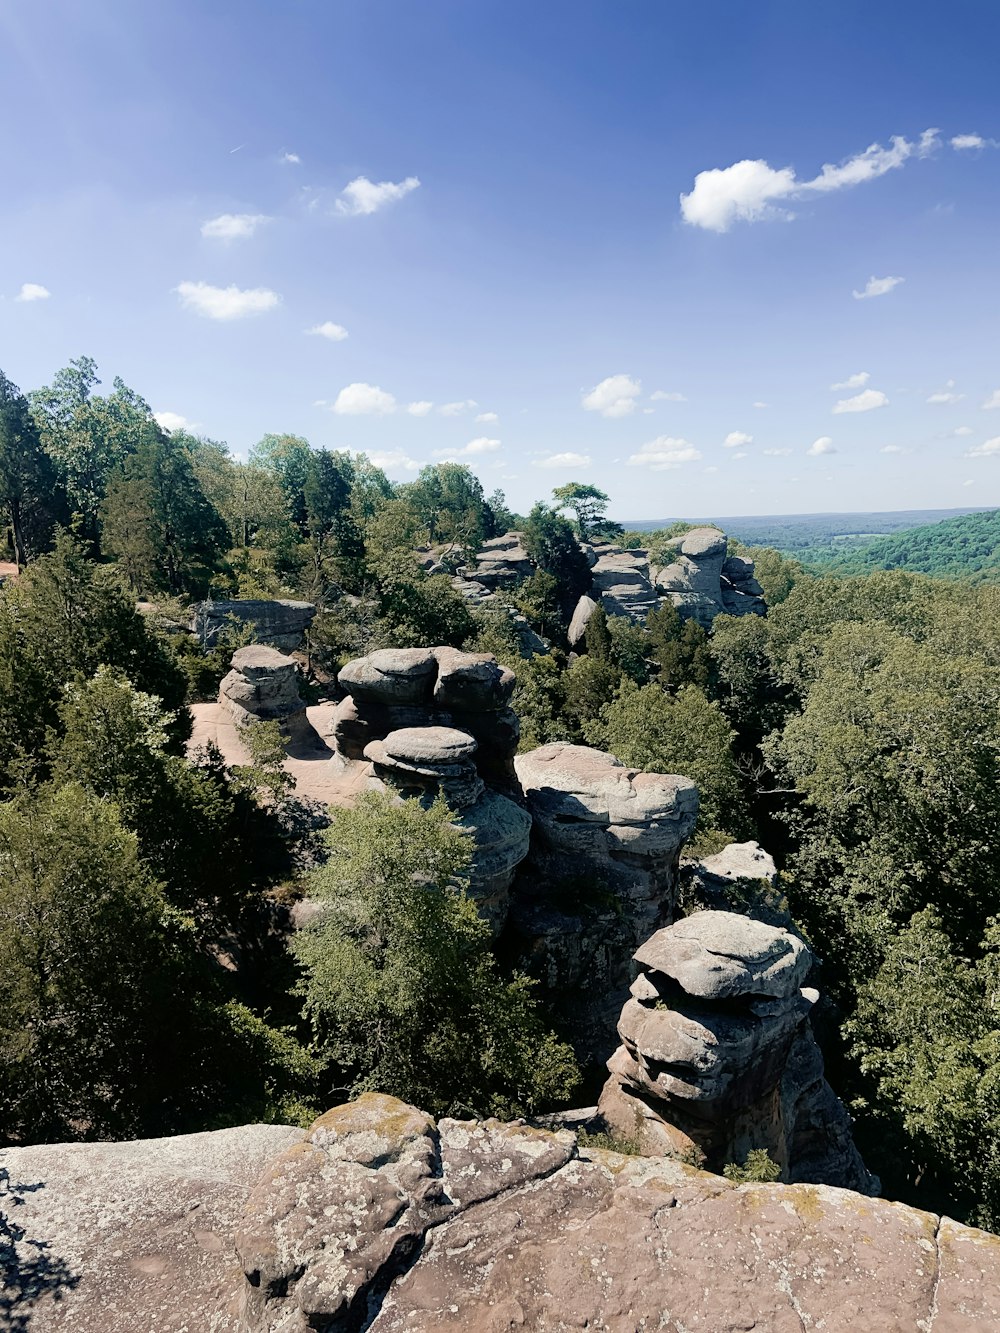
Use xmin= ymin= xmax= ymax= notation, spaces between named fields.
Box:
xmin=598 ymin=909 xmax=876 ymax=1192
xmin=219 ymin=645 xmax=311 ymax=742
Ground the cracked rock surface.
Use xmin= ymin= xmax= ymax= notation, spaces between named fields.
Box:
xmin=5 ymin=1095 xmax=1000 ymax=1332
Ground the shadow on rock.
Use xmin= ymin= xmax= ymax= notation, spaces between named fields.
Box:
xmin=0 ymin=1168 xmax=79 ymax=1332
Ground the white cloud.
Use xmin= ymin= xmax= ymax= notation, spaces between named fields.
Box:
xmin=881 ymin=444 xmax=905 ymax=453
xmin=281 ymin=151 xmax=301 ymax=164
xmin=534 ymin=452 xmax=591 ymax=469
xmin=175 ymin=280 xmax=280 ymax=320
xmin=200 ymin=213 xmax=271 ymax=240
xmin=680 ymin=129 xmax=938 ymax=232
xmin=154 ymin=411 xmax=195 ymax=432
xmin=365 ymin=449 xmax=420 ymax=473
xmin=439 ymin=400 xmax=477 ymax=417
xmin=650 ymin=389 xmax=686 ymax=402
xmin=953 ymin=426 xmax=974 ymax=436
xmin=807 ymin=436 xmax=836 ymax=456
xmin=627 ymin=437 xmax=702 ymax=470
xmin=753 ymin=401 xmax=769 ymax=408
xmin=724 ymin=430 xmax=753 ymax=448
xmin=763 ymin=448 xmax=792 ymax=456
xmin=434 ymin=437 xmax=501 ymax=459
xmin=306 ymin=321 xmax=348 ymax=341
xmin=15 ymin=282 xmax=50 ymax=302
xmin=926 ymin=388 xmax=964 ymax=404
xmin=732 ymin=452 xmax=748 ymax=460
xmin=966 ymin=437 xmax=1000 ymax=458
xmin=951 ymin=134 xmax=996 ymax=150
xmin=407 ymin=401 xmax=434 ymax=417
xmin=475 ymin=411 xmax=499 ymax=423
xmin=331 ymin=382 xmax=397 ymax=415
xmin=982 ymin=390 xmax=1000 ymax=410
xmin=831 ymin=371 xmax=870 ymax=390
xmin=335 ymin=175 xmax=420 ymax=216
xmin=833 ymin=388 xmax=889 ymax=414
xmin=853 ymin=275 xmax=904 ymax=300
xmin=582 ymin=373 xmax=642 ymax=418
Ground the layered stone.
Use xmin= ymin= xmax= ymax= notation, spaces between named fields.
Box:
xmin=219 ymin=645 xmax=310 ymax=741
xmin=652 ymin=526 xmax=767 ymax=626
xmin=589 ymin=547 xmax=660 ymax=619
xmin=190 ymin=597 xmax=316 ymax=652
xmin=465 ymin=531 xmax=534 ymax=588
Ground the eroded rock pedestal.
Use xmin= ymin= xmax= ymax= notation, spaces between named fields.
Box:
xmin=598 ymin=909 xmax=876 ymax=1192
xmin=505 ymin=742 xmax=699 ymax=1058
xmin=219 ymin=645 xmax=311 ymax=743
xmin=653 ymin=526 xmax=766 ymax=626
xmin=8 ymin=1093 xmax=998 ymax=1332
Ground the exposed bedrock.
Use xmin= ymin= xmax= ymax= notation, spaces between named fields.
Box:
xmin=598 ymin=909 xmax=877 ymax=1192
xmin=589 ymin=546 xmax=661 ymax=619
xmin=652 ymin=526 xmax=766 ymax=626
xmin=218 ymin=645 xmax=312 ymax=744
xmin=365 ymin=725 xmax=531 ymax=933
xmin=7 ymin=1094 xmax=998 ymax=1332
xmin=333 ymin=646 xmax=520 ymax=790
xmin=190 ymin=597 xmax=316 ymax=652
xmin=462 ymin=530 xmax=534 ymax=588
xmin=505 ymin=742 xmax=699 ymax=1059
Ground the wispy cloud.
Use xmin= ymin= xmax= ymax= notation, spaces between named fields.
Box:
xmin=951 ymin=133 xmax=997 ymax=150
xmin=331 ymin=382 xmax=396 ymax=415
xmin=763 ymin=447 xmax=792 ymax=456
xmin=982 ymin=390 xmax=1000 ymax=410
xmin=881 ymin=444 xmax=906 ymax=453
xmin=407 ymin=401 xmax=434 ymax=417
xmin=335 ymin=175 xmax=420 ymax=216
xmin=831 ymin=371 xmax=870 ymax=390
xmin=753 ymin=401 xmax=769 ymax=408
xmin=154 ymin=411 xmax=197 ymax=433
xmin=833 ymin=388 xmax=889 ymax=413
xmin=306 ymin=321 xmax=348 ymax=341
xmin=534 ymin=451 xmax=591 ymax=469
xmin=926 ymin=380 xmax=963 ymax=404
xmin=650 ymin=389 xmax=686 ymax=402
xmin=681 ymin=129 xmax=938 ymax=232
xmin=434 ymin=437 xmax=501 ymax=460
xmin=965 ymin=437 xmax=1000 ymax=458
xmin=475 ymin=411 xmax=499 ymax=423
xmin=853 ymin=275 xmax=904 ymax=300
xmin=724 ymin=431 xmax=753 ymax=448
xmin=807 ymin=436 xmax=836 ymax=456
xmin=200 ymin=213 xmax=271 ymax=240
xmin=281 ymin=151 xmax=301 ymax=165
xmin=627 ymin=437 xmax=701 ymax=470
xmin=175 ymin=280 xmax=280 ymax=320
xmin=365 ymin=449 xmax=420 ymax=473
xmin=582 ymin=374 xmax=641 ymax=418
xmin=439 ymin=400 xmax=477 ymax=417
xmin=15 ymin=282 xmax=50 ymax=302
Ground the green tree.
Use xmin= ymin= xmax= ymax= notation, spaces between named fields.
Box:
xmin=101 ymin=425 xmax=228 ymax=595
xmin=294 ymin=792 xmax=580 ymax=1117
xmin=551 ymin=482 xmax=618 ymax=541
xmin=0 ymin=371 xmax=61 ymax=566
xmin=563 ymin=654 xmax=621 ymax=736
xmin=374 ymin=552 xmax=475 ymax=648
xmin=521 ymin=503 xmax=591 ymax=626
xmin=402 ymin=463 xmax=490 ymax=548
xmin=584 ymin=602 xmax=612 ymax=660
xmin=249 ymin=433 xmax=313 ymax=533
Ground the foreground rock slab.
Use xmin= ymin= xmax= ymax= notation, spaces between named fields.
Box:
xmin=5 ymin=1096 xmax=999 ymax=1332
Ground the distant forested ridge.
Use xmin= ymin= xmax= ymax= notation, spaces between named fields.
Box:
xmin=807 ymin=508 xmax=1000 ymax=582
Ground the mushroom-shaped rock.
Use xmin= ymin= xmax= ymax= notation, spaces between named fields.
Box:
xmin=365 ymin=726 xmax=485 ymax=809
xmin=338 ymin=647 xmax=438 ymax=703
xmin=432 ymin=646 xmax=515 ymax=711
xmin=219 ymin=645 xmax=307 ymax=729
xmin=633 ymin=910 xmax=811 ymax=1001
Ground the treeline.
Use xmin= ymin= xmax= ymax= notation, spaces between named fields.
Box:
xmin=807 ymin=507 xmax=1000 ymax=583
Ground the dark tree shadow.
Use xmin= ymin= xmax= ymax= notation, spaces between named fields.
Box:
xmin=0 ymin=1167 xmax=79 ymax=1332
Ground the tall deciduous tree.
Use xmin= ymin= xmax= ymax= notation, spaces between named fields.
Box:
xmin=0 ymin=371 xmax=60 ymax=565
xmin=551 ymin=482 xmax=616 ymax=541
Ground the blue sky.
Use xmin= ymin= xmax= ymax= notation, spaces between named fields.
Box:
xmin=2 ymin=0 xmax=999 ymax=519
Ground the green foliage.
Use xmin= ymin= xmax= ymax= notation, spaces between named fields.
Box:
xmin=589 ymin=679 xmax=747 ymax=843
xmin=807 ymin=508 xmax=1000 ymax=582
xmin=723 ymin=1149 xmax=782 ymax=1183
xmin=583 ymin=601 xmax=612 ymax=660
xmin=294 ymin=793 xmax=580 ymax=1117
xmin=563 ymin=654 xmax=622 ymax=736
xmin=646 ymin=604 xmax=713 ymax=690
xmin=0 ymin=370 xmax=62 ymax=564
xmin=577 ymin=1127 xmax=641 ymax=1155
xmin=521 ymin=503 xmax=591 ymax=625
xmin=551 ymin=482 xmax=619 ymax=541
xmin=401 ymin=463 xmax=491 ymax=548
xmin=513 ymin=652 xmax=573 ymax=750
xmin=515 ymin=569 xmax=563 ymax=639
xmin=373 ymin=552 xmax=475 ymax=649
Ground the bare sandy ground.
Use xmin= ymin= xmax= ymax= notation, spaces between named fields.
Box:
xmin=187 ymin=700 xmax=372 ymax=809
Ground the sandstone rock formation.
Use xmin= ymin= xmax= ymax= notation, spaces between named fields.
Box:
xmin=366 ymin=726 xmax=531 ymax=932
xmin=680 ymin=839 xmax=792 ymax=926
xmin=589 ymin=545 xmax=661 ymax=619
xmin=598 ymin=910 xmax=876 ymax=1192
xmin=449 ymin=575 xmax=547 ymax=656
xmin=218 ymin=645 xmax=311 ymax=743
xmin=506 ymin=743 xmax=699 ymax=1056
xmin=190 ymin=597 xmax=316 ymax=652
xmin=333 ymin=646 xmax=520 ymax=791
xmin=567 ymin=591 xmax=598 ymax=647
xmin=653 ymin=526 xmax=766 ymax=626
xmin=463 ymin=531 xmax=533 ymax=588
xmin=6 ymin=1094 xmax=999 ymax=1333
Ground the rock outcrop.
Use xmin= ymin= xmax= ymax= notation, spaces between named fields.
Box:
xmin=366 ymin=726 xmax=531 ymax=933
xmin=463 ymin=531 xmax=533 ymax=588
xmin=333 ymin=646 xmax=520 ymax=791
xmin=7 ymin=1095 xmax=999 ymax=1333
xmin=598 ymin=910 xmax=876 ymax=1193
xmin=218 ymin=645 xmax=311 ymax=743
xmin=652 ymin=527 xmax=766 ymax=626
xmin=589 ymin=546 xmax=661 ymax=619
xmin=449 ymin=576 xmax=547 ymax=656
xmin=567 ymin=592 xmax=598 ymax=647
xmin=506 ymin=743 xmax=699 ymax=1057
xmin=190 ymin=597 xmax=316 ymax=652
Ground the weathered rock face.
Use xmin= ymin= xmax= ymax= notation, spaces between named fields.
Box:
xmin=190 ymin=597 xmax=316 ymax=652
xmin=598 ymin=910 xmax=877 ymax=1193
xmin=681 ymin=839 xmax=792 ymax=927
xmin=8 ymin=1096 xmax=999 ymax=1333
xmin=449 ymin=576 xmax=547 ymax=656
xmin=652 ymin=527 xmax=766 ymax=626
xmin=463 ymin=531 xmax=534 ymax=588
xmin=567 ymin=592 xmax=598 ymax=647
xmin=589 ymin=546 xmax=661 ymax=619
xmin=333 ymin=647 xmax=520 ymax=791
xmin=218 ymin=645 xmax=310 ymax=742
xmin=506 ymin=743 xmax=699 ymax=1058
xmin=366 ymin=726 xmax=531 ymax=932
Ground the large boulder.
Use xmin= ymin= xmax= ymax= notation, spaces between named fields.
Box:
xmin=652 ymin=527 xmax=766 ymax=627
xmin=465 ymin=531 xmax=534 ymax=588
xmin=219 ymin=645 xmax=310 ymax=741
xmin=589 ymin=547 xmax=660 ymax=619
xmin=7 ymin=1098 xmax=999 ymax=1332
xmin=506 ymin=743 xmax=699 ymax=1059
xmin=190 ymin=598 xmax=316 ymax=652
xmin=599 ymin=910 xmax=876 ymax=1192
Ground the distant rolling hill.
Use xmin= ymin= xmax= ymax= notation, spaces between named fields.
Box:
xmin=810 ymin=508 xmax=1000 ymax=582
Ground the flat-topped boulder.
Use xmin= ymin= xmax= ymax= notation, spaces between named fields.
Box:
xmin=466 ymin=531 xmax=534 ymax=588
xmin=190 ymin=597 xmax=316 ymax=652
xmin=338 ymin=647 xmax=439 ymax=703
xmin=590 ymin=548 xmax=660 ymax=619
xmin=219 ymin=645 xmax=308 ymax=737
xmin=633 ymin=909 xmax=811 ymax=1000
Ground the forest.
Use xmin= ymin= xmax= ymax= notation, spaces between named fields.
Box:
xmin=2 ymin=357 xmax=1000 ymax=1232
